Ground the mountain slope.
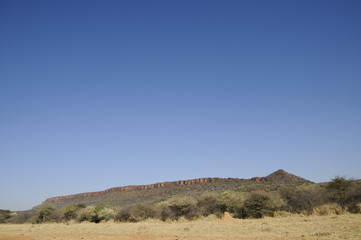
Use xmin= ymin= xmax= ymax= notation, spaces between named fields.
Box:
xmin=266 ymin=169 xmax=312 ymax=184
xmin=43 ymin=169 xmax=312 ymax=208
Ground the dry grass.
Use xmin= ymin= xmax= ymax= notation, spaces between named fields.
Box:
xmin=0 ymin=214 xmax=361 ymax=240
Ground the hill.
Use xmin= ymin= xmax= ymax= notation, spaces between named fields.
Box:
xmin=43 ymin=169 xmax=311 ymax=208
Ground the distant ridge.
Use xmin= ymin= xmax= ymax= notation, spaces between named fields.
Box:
xmin=45 ymin=177 xmax=247 ymax=203
xmin=45 ymin=169 xmax=310 ymax=205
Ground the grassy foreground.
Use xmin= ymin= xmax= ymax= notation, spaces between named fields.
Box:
xmin=0 ymin=214 xmax=360 ymax=240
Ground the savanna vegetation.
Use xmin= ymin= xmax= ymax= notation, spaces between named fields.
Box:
xmin=1 ymin=214 xmax=361 ymax=240
xmin=1 ymin=176 xmax=361 ymax=224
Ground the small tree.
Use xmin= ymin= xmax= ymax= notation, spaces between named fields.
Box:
xmin=168 ymin=197 xmax=198 ymax=220
xmin=159 ymin=204 xmax=176 ymax=221
xmin=326 ymin=177 xmax=353 ymax=208
xmin=78 ymin=206 xmax=106 ymax=223
xmin=243 ymin=193 xmax=275 ymax=218
xmin=0 ymin=209 xmax=12 ymax=223
xmin=197 ymin=193 xmax=225 ymax=217
xmin=281 ymin=185 xmax=326 ymax=214
xmin=35 ymin=206 xmax=55 ymax=223
xmin=129 ymin=203 xmax=157 ymax=221
xmin=219 ymin=191 xmax=244 ymax=217
xmin=115 ymin=206 xmax=135 ymax=222
xmin=64 ymin=204 xmax=86 ymax=220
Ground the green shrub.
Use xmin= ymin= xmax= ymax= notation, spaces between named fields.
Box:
xmin=313 ymin=203 xmax=346 ymax=215
xmin=78 ymin=206 xmax=96 ymax=222
xmin=243 ymin=193 xmax=275 ymax=218
xmin=168 ymin=197 xmax=198 ymax=220
xmin=159 ymin=204 xmax=176 ymax=221
xmin=197 ymin=193 xmax=225 ymax=217
xmin=77 ymin=205 xmax=113 ymax=223
xmin=219 ymin=191 xmax=244 ymax=218
xmin=0 ymin=209 xmax=12 ymax=223
xmin=115 ymin=206 xmax=136 ymax=222
xmin=130 ymin=203 xmax=157 ymax=221
xmin=281 ymin=185 xmax=326 ymax=214
xmin=347 ymin=203 xmax=361 ymax=214
xmin=35 ymin=205 xmax=56 ymax=223
xmin=64 ymin=204 xmax=86 ymax=220
xmin=97 ymin=207 xmax=116 ymax=221
xmin=326 ymin=177 xmax=353 ymax=208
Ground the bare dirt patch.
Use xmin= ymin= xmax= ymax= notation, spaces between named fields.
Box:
xmin=0 ymin=234 xmax=32 ymax=240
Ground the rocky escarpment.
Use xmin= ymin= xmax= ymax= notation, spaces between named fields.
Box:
xmin=45 ymin=177 xmax=253 ymax=203
xmin=45 ymin=170 xmax=308 ymax=204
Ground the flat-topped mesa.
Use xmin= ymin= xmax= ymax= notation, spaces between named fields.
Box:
xmin=45 ymin=177 xmax=246 ymax=203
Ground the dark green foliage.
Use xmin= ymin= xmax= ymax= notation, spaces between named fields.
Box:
xmin=168 ymin=197 xmax=198 ymax=220
xmin=325 ymin=178 xmax=361 ymax=212
xmin=347 ymin=182 xmax=361 ymax=207
xmin=0 ymin=209 xmax=12 ymax=223
xmin=243 ymin=193 xmax=275 ymax=218
xmin=35 ymin=206 xmax=56 ymax=223
xmin=347 ymin=203 xmax=361 ymax=214
xmin=159 ymin=205 xmax=176 ymax=221
xmin=281 ymin=185 xmax=326 ymax=214
xmin=197 ymin=194 xmax=225 ymax=217
xmin=326 ymin=177 xmax=353 ymax=208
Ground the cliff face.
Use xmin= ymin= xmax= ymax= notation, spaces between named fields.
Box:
xmin=45 ymin=170 xmax=306 ymax=204
xmin=45 ymin=177 xmax=249 ymax=203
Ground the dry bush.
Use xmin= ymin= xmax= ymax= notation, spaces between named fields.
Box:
xmin=273 ymin=210 xmax=293 ymax=217
xmin=312 ymin=203 xmax=346 ymax=216
xmin=115 ymin=206 xmax=136 ymax=222
xmin=6 ymin=211 xmax=33 ymax=223
xmin=98 ymin=207 xmax=116 ymax=221
xmin=347 ymin=203 xmax=361 ymax=214
xmin=130 ymin=203 xmax=157 ymax=221
xmin=158 ymin=204 xmax=176 ymax=221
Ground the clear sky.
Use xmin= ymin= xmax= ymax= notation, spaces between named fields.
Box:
xmin=1 ymin=0 xmax=361 ymax=211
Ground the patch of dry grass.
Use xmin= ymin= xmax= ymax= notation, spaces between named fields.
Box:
xmin=0 ymin=214 xmax=360 ymax=240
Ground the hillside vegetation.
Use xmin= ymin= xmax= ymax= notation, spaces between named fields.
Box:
xmin=1 ymin=170 xmax=361 ymax=224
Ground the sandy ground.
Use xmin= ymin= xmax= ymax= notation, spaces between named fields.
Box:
xmin=1 ymin=214 xmax=361 ymax=240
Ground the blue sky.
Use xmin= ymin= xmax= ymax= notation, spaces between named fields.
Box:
xmin=1 ymin=0 xmax=361 ymax=211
